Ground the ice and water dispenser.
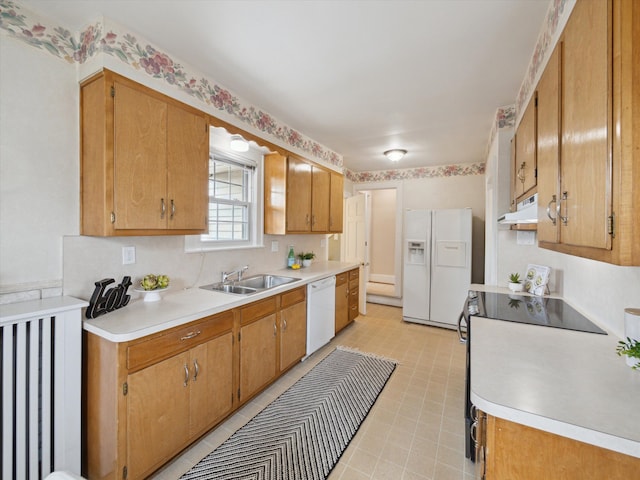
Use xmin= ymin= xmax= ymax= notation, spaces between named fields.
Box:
xmin=406 ymin=240 xmax=426 ymax=265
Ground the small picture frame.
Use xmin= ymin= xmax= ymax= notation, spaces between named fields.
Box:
xmin=524 ymin=264 xmax=550 ymax=296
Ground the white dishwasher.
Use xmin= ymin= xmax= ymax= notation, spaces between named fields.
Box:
xmin=306 ymin=275 xmax=336 ymax=357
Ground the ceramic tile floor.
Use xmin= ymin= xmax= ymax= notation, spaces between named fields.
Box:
xmin=152 ymin=303 xmax=475 ymax=480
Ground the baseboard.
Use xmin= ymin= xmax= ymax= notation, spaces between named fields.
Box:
xmin=368 ymin=274 xmax=395 ymax=285
xmin=366 ymin=294 xmax=403 ymax=307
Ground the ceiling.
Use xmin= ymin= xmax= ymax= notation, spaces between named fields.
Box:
xmin=23 ymin=0 xmax=550 ymax=172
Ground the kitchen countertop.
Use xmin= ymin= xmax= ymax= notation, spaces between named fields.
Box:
xmin=469 ymin=285 xmax=640 ymax=459
xmin=83 ymin=261 xmax=358 ymax=343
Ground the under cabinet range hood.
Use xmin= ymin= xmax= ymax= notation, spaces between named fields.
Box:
xmin=498 ymin=193 xmax=538 ymax=224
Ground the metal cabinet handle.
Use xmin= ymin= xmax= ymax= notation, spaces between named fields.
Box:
xmin=557 ymin=191 xmax=568 ymax=225
xmin=161 ymin=198 xmax=166 ymax=219
xmin=170 ymin=199 xmax=176 ymax=219
xmin=283 ymin=317 xmax=287 ymax=331
xmin=193 ymin=359 xmax=199 ymax=382
xmin=546 ymin=194 xmax=557 ymax=225
xmin=312 ymin=214 xmax=316 ymax=226
xmin=180 ymin=330 xmax=201 ymax=341
xmin=273 ymin=322 xmax=277 ymax=337
xmin=517 ymin=162 xmax=526 ymax=183
xmin=183 ymin=363 xmax=189 ymax=387
xmin=305 ymin=214 xmax=310 ymax=225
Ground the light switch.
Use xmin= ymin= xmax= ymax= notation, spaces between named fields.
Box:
xmin=122 ymin=246 xmax=136 ymax=265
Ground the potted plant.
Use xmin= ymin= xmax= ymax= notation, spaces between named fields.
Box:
xmin=298 ymin=252 xmax=315 ymax=267
xmin=508 ymin=273 xmax=524 ymax=292
xmin=616 ymin=337 xmax=640 ymax=370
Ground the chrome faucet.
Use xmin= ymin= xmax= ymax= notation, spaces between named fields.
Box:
xmin=221 ymin=265 xmax=249 ymax=283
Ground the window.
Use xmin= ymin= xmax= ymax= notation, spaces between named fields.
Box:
xmin=203 ymin=156 xmax=253 ymax=242
xmin=185 ymin=149 xmax=263 ymax=252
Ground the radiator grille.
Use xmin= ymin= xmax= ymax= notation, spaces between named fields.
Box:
xmin=1 ymin=299 xmax=85 ymax=480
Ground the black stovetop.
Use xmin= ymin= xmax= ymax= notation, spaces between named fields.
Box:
xmin=473 ymin=291 xmax=606 ymax=335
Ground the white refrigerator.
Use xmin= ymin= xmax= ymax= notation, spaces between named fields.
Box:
xmin=402 ymin=208 xmax=472 ymax=328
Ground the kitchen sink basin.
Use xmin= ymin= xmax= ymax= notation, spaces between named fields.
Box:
xmin=200 ymin=274 xmax=300 ymax=295
xmin=208 ymin=284 xmax=258 ymax=295
xmin=236 ymin=274 xmax=300 ymax=289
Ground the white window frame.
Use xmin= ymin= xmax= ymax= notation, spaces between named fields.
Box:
xmin=185 ymin=150 xmax=264 ymax=253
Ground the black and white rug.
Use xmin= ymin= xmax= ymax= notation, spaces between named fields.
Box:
xmin=180 ymin=347 xmax=396 ymax=480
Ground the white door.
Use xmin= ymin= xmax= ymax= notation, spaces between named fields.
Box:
xmin=345 ymin=193 xmax=368 ymax=315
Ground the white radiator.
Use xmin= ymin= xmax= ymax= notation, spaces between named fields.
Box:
xmin=1 ymin=296 xmax=88 ymax=480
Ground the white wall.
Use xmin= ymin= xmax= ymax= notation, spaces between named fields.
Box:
xmin=0 ymin=36 xmax=78 ymax=299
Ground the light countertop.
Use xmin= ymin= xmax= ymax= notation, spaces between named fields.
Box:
xmin=469 ymin=285 xmax=640 ymax=458
xmin=83 ymin=261 xmax=358 ymax=342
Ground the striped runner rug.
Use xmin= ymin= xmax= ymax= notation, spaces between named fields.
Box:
xmin=180 ymin=347 xmax=396 ymax=480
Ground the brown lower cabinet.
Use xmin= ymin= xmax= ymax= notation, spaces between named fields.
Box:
xmin=348 ymin=268 xmax=360 ymax=322
xmin=85 ymin=286 xmax=307 ymax=480
xmin=335 ymin=268 xmax=360 ymax=334
xmin=477 ymin=410 xmax=640 ymax=480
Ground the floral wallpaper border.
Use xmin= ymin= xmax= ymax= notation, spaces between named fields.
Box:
xmin=0 ymin=0 xmax=342 ymax=167
xmin=345 ymin=162 xmax=485 ymax=183
xmin=1 ymin=0 xmax=568 ymax=182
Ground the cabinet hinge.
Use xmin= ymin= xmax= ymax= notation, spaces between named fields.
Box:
xmin=608 ymin=214 xmax=615 ymax=237
xmin=123 ymin=382 xmax=128 ymax=396
xmin=237 ymin=388 xmax=241 ymax=400
xmin=238 ymin=332 xmax=241 ymax=342
xmin=534 ymin=168 xmax=537 ymax=178
xmin=122 ymin=466 xmax=127 ymax=479
xmin=111 ymin=86 xmax=115 ymax=98
xmin=110 ymin=211 xmax=116 ymax=223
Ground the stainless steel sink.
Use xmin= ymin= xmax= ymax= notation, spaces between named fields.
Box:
xmin=236 ymin=274 xmax=300 ymax=289
xmin=200 ymin=274 xmax=300 ymax=295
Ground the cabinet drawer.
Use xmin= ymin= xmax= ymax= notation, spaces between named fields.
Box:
xmin=127 ymin=310 xmax=233 ymax=372
xmin=349 ymin=279 xmax=359 ymax=291
xmin=335 ymin=272 xmax=348 ymax=286
xmin=348 ymin=268 xmax=359 ymax=281
xmin=240 ymin=296 xmax=277 ymax=325
xmin=280 ymin=286 xmax=306 ymax=309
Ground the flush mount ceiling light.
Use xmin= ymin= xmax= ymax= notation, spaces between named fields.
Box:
xmin=229 ymin=134 xmax=249 ymax=152
xmin=384 ymin=149 xmax=407 ymax=162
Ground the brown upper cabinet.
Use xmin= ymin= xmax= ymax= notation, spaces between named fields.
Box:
xmin=264 ymin=153 xmax=344 ymax=234
xmin=80 ymin=69 xmax=208 ymax=236
xmin=513 ymin=93 xmax=537 ymax=202
xmin=536 ymin=0 xmax=639 ymax=265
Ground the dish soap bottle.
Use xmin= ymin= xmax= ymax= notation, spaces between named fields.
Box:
xmin=287 ymin=245 xmax=295 ymax=268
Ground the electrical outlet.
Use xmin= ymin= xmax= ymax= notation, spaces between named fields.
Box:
xmin=122 ymin=246 xmax=136 ymax=265
xmin=271 ymin=240 xmax=279 ymax=252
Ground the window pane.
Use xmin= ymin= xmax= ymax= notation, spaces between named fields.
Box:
xmin=204 ymin=156 xmax=254 ymax=242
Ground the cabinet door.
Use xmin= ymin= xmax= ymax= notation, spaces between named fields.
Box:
xmin=329 ymin=171 xmax=344 ymax=233
xmin=189 ymin=332 xmax=234 ymax=438
xmin=167 ymin=104 xmax=208 ymax=231
xmin=114 ymin=81 xmax=168 ymax=230
xmin=127 ymin=352 xmax=190 ymax=479
xmin=239 ymin=314 xmax=277 ymax=403
xmin=560 ymin=0 xmax=611 ymax=250
xmin=536 ymin=45 xmax=561 ymax=244
xmin=286 ymin=157 xmax=312 ymax=232
xmin=335 ymin=279 xmax=349 ymax=333
xmin=513 ymin=95 xmax=537 ymax=199
xmin=311 ymin=165 xmax=330 ymax=231
xmin=279 ymin=301 xmax=307 ymax=372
